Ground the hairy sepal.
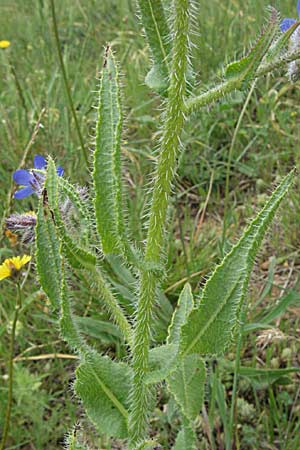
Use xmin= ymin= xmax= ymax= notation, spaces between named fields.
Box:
xmin=58 ymin=176 xmax=94 ymax=241
xmin=225 ymin=8 xmax=278 ymax=85
xmin=74 ymin=350 xmax=132 ymax=439
xmin=264 ymin=21 xmax=300 ymax=63
xmin=93 ymin=47 xmax=126 ymax=255
xmin=180 ymin=170 xmax=295 ymax=356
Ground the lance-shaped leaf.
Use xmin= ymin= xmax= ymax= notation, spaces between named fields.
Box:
xmin=74 ymin=351 xmax=132 ymax=438
xmin=94 ymin=46 xmax=126 ymax=254
xmin=180 ymin=170 xmax=295 ymax=356
xmin=137 ymin=0 xmax=171 ymax=92
xmin=167 ymin=283 xmax=194 ymax=346
xmin=46 ymin=157 xmax=96 ymax=270
xmin=225 ymin=8 xmax=278 ymax=84
xmin=35 ymin=199 xmax=62 ymax=310
xmin=167 ymin=354 xmax=206 ymax=421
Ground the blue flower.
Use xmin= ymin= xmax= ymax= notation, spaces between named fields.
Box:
xmin=280 ymin=0 xmax=300 ymax=32
xmin=13 ymin=155 xmax=64 ymax=199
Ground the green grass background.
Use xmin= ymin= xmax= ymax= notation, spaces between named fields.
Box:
xmin=0 ymin=0 xmax=300 ymax=448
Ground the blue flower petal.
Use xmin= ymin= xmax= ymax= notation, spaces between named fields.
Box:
xmin=34 ymin=154 xmax=47 ymax=170
xmin=14 ymin=186 xmax=35 ymax=199
xmin=297 ymin=0 xmax=300 ymax=17
xmin=280 ymin=18 xmax=297 ymax=32
xmin=57 ymin=166 xmax=64 ymax=177
xmin=13 ymin=169 xmax=33 ymax=186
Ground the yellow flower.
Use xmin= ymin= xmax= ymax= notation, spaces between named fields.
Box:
xmin=0 ymin=255 xmax=31 ymax=281
xmin=0 ymin=40 xmax=10 ymax=49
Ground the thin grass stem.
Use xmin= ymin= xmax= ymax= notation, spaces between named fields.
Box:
xmin=221 ymin=81 xmax=256 ymax=254
xmin=0 ymin=283 xmax=22 ymax=450
xmin=49 ymin=0 xmax=88 ymax=166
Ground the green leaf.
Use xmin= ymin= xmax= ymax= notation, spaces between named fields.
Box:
xmin=74 ymin=351 xmax=132 ymax=438
xmin=225 ymin=8 xmax=278 ymax=84
xmin=59 ymin=267 xmax=86 ymax=352
xmin=93 ymin=46 xmax=125 ymax=254
xmin=173 ymin=424 xmax=197 ymax=450
xmin=180 ymin=170 xmax=295 ymax=356
xmin=137 ymin=0 xmax=171 ymax=84
xmin=167 ymin=283 xmax=194 ymax=346
xmin=167 ymin=354 xmax=206 ymax=421
xmin=145 ymin=64 xmax=168 ymax=94
xmin=238 ymin=366 xmax=300 ymax=383
xmin=35 ymin=199 xmax=62 ymax=310
xmin=264 ymin=21 xmax=300 ymax=62
xmin=146 ymin=344 xmax=178 ymax=384
xmin=259 ymin=289 xmax=300 ymax=325
xmin=75 ymin=316 xmax=122 ymax=343
xmin=46 ymin=158 xmax=96 ymax=270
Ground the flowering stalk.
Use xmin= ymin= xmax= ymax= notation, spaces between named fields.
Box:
xmin=0 ymin=283 xmax=22 ymax=450
xmin=128 ymin=0 xmax=190 ymax=446
xmin=185 ymin=48 xmax=300 ymax=115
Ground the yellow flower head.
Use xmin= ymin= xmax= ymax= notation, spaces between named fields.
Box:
xmin=0 ymin=40 xmax=10 ymax=49
xmin=0 ymin=255 xmax=31 ymax=281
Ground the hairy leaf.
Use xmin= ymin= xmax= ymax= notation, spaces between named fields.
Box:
xmin=145 ymin=64 xmax=169 ymax=94
xmin=35 ymin=199 xmax=62 ymax=310
xmin=137 ymin=0 xmax=171 ymax=91
xmin=93 ymin=46 xmax=125 ymax=254
xmin=74 ymin=351 xmax=132 ymax=438
xmin=167 ymin=354 xmax=206 ymax=421
xmin=173 ymin=423 xmax=197 ymax=450
xmin=264 ymin=21 xmax=300 ymax=62
xmin=180 ymin=171 xmax=294 ymax=356
xmin=146 ymin=344 xmax=178 ymax=384
xmin=225 ymin=8 xmax=278 ymax=84
xmin=58 ymin=176 xmax=93 ymax=240
xmin=60 ymin=267 xmax=86 ymax=352
xmin=167 ymin=283 xmax=194 ymax=346
xmin=75 ymin=316 xmax=122 ymax=343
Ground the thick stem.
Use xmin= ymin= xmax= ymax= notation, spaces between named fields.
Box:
xmin=0 ymin=284 xmax=21 ymax=450
xmin=128 ymin=0 xmax=190 ymax=446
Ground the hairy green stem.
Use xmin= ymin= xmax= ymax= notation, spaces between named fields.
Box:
xmin=0 ymin=284 xmax=21 ymax=450
xmin=185 ymin=49 xmax=300 ymax=115
xmin=129 ymin=0 xmax=190 ymax=446
xmin=92 ymin=268 xmax=133 ymax=347
xmin=49 ymin=0 xmax=88 ymax=166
